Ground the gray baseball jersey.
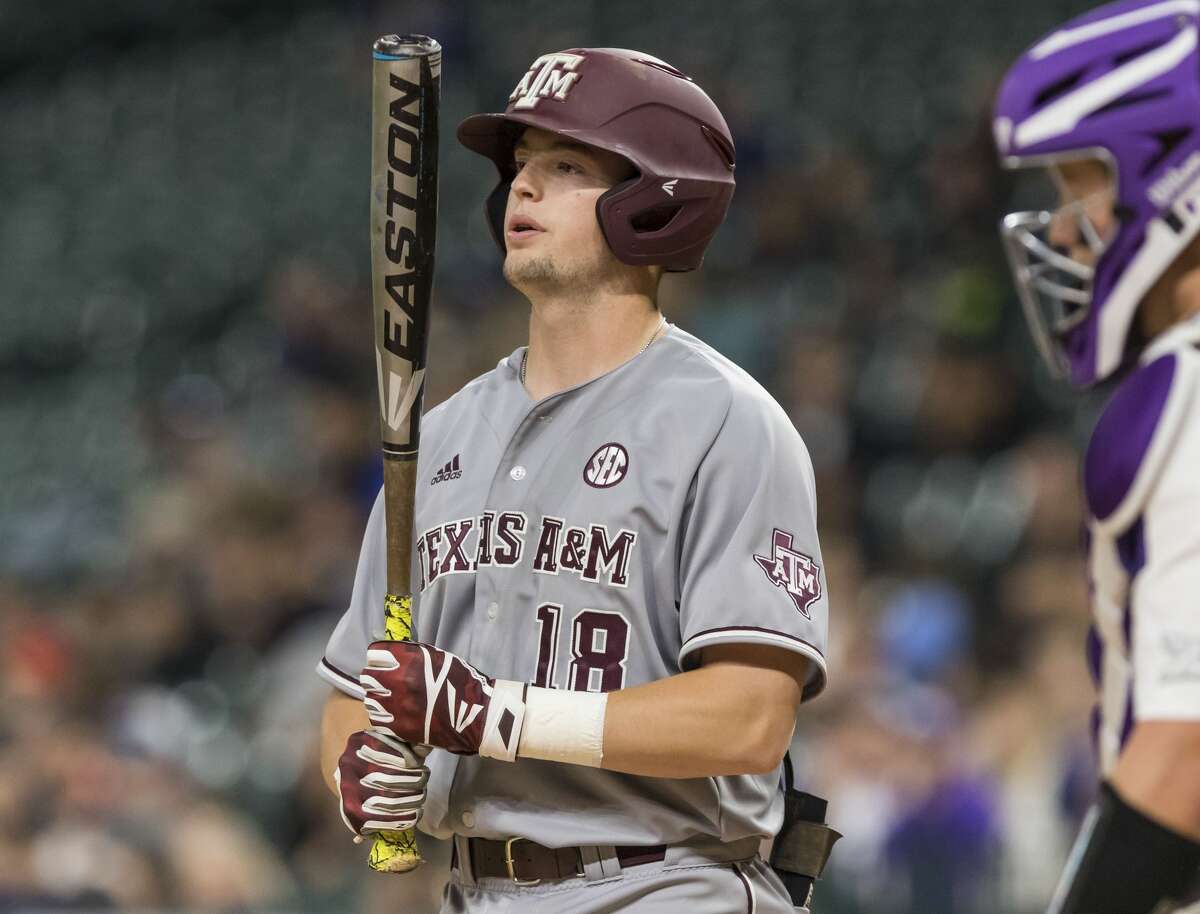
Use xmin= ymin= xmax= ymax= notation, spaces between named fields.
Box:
xmin=318 ymin=323 xmax=829 ymax=850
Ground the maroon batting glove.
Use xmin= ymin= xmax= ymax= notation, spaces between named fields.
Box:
xmin=361 ymin=642 xmax=527 ymax=761
xmin=335 ymin=729 xmax=428 ymax=839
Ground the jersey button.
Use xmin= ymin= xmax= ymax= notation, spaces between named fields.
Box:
xmin=486 ymin=602 xmax=499 ymax=621
xmin=461 ymin=810 xmax=476 ymax=828
xmin=509 ymin=465 xmax=526 ymax=481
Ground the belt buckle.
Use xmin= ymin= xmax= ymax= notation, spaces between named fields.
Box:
xmin=504 ymin=836 xmax=541 ymax=886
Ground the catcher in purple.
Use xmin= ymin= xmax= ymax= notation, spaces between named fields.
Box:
xmin=994 ymin=1 xmax=1200 ymax=910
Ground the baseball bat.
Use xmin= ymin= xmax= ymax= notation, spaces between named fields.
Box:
xmin=366 ymin=33 xmax=440 ymax=874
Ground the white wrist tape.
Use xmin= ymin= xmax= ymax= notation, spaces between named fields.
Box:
xmin=517 ymin=686 xmax=607 ymax=768
xmin=478 ymin=679 xmax=528 ymax=763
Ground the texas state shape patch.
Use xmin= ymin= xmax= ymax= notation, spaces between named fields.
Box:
xmin=753 ymin=528 xmax=822 ymax=618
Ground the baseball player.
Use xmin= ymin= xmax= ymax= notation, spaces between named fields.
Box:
xmin=316 ymin=48 xmax=835 ymax=913
xmin=993 ymin=2 xmax=1200 ymax=911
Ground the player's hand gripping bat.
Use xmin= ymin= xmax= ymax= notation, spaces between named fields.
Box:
xmin=365 ymin=33 xmax=440 ymax=874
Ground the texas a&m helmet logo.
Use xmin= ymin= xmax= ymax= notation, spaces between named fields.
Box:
xmin=509 ymin=52 xmax=584 ymax=110
xmin=753 ymin=528 xmax=822 ymax=618
xmin=583 ymin=442 xmax=629 ymax=489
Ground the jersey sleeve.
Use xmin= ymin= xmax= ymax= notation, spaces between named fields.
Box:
xmin=316 ymin=487 xmax=387 ymax=699
xmin=676 ymin=389 xmax=829 ymax=700
xmin=1132 ymin=353 xmax=1200 ymax=721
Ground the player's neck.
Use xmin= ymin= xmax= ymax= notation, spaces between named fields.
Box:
xmin=1138 ymin=245 xmax=1200 ymax=341
xmin=523 ymin=291 xmax=662 ymax=400
xmin=1166 ymin=266 xmax=1200 ymax=332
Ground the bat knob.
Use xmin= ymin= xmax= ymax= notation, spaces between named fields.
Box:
xmin=369 ymin=829 xmax=424 ymax=873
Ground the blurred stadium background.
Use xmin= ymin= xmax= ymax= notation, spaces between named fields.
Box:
xmin=1 ymin=1 xmax=1107 ymax=911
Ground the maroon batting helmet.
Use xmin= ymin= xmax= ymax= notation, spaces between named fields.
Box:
xmin=457 ymin=48 xmax=736 ymax=272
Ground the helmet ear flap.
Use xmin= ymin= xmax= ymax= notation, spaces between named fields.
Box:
xmin=593 ymin=174 xmax=642 ymax=261
xmin=597 ymin=174 xmax=731 ymax=271
xmin=485 ymin=181 xmax=511 ymax=254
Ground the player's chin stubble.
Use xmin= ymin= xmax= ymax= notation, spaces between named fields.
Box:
xmin=503 ymin=254 xmax=561 ymax=288
xmin=503 ymin=246 xmax=613 ymax=299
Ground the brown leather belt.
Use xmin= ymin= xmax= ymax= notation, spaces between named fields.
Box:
xmin=460 ymin=836 xmax=667 ymax=885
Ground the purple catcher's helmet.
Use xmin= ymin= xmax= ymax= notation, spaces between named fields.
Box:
xmin=994 ymin=0 xmax=1200 ymax=386
xmin=458 ymin=48 xmax=736 ymax=272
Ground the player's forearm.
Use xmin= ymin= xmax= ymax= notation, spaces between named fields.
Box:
xmin=1110 ymin=720 xmax=1200 ymax=841
xmin=601 ymin=650 xmax=806 ymax=779
xmin=361 ymin=642 xmax=809 ymax=778
xmin=320 ymin=689 xmax=370 ymax=796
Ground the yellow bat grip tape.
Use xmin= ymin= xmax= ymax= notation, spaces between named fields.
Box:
xmin=367 ymin=593 xmax=423 ymax=873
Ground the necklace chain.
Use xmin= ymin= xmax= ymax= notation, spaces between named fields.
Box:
xmin=520 ymin=317 xmax=667 ymax=385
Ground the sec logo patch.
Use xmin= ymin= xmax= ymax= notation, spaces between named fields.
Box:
xmin=583 ymin=443 xmax=629 ymax=489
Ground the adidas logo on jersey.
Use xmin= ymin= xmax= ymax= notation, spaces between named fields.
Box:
xmin=431 ymin=454 xmax=462 ymax=486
